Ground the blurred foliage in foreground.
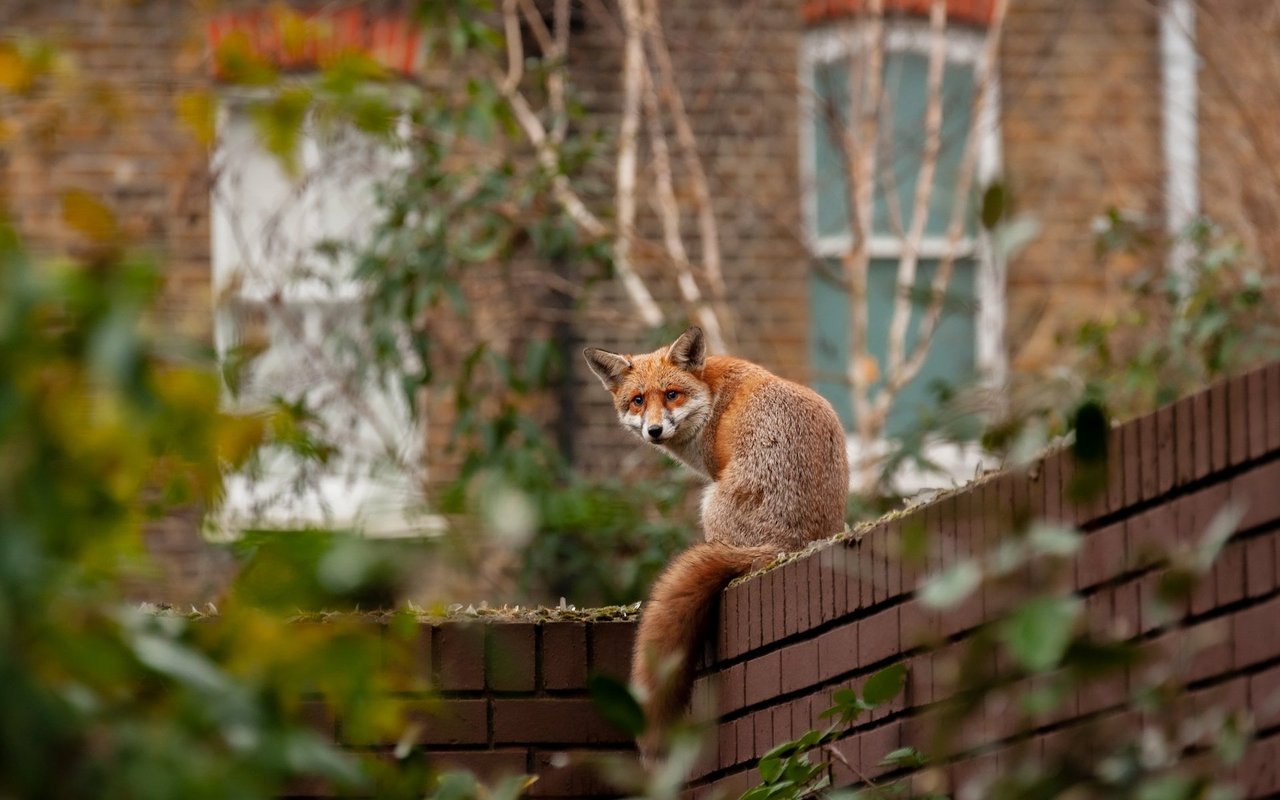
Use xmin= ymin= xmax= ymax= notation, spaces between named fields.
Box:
xmin=0 ymin=222 xmax=465 ymax=797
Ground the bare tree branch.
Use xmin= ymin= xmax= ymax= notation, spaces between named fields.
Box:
xmin=842 ymin=0 xmax=886 ymax=454
xmin=640 ymin=54 xmax=727 ymax=352
xmin=496 ymin=0 xmax=665 ymax=328
xmin=642 ymin=0 xmax=733 ymax=346
xmin=878 ymin=0 xmax=949 ymax=419
xmin=895 ymin=0 xmax=1009 ymax=390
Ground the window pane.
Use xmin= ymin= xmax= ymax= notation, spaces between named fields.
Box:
xmin=809 ymin=258 xmax=977 ymax=438
xmin=812 ymin=58 xmax=852 ymax=240
xmin=810 ymin=51 xmax=976 ymax=240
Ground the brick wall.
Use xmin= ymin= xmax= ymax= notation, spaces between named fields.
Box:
xmin=563 ymin=0 xmax=812 ymax=476
xmin=384 ymin=361 xmax=1280 ymax=798
xmin=999 ymin=0 xmax=1165 ymax=373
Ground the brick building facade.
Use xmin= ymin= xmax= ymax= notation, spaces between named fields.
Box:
xmin=1 ymin=0 xmax=1274 ymax=602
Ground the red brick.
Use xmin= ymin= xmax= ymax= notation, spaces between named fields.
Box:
xmin=1174 ymin=480 xmax=1231 ymax=546
xmin=827 ymin=733 xmax=861 ymax=787
xmin=806 ymin=550 xmax=824 ymax=627
xmin=705 ymin=769 xmax=753 ymax=798
xmin=1156 ymin=406 xmax=1175 ymax=496
xmin=1192 ymin=390 xmax=1212 ymax=479
xmin=590 ymin=622 xmax=635 ymax=683
xmin=1232 ymin=458 xmax=1280 ymax=531
xmin=1078 ymin=666 xmax=1127 ymax=716
xmin=724 ymin=582 xmax=744 ymax=657
xmin=542 ymin=622 xmax=588 ymax=691
xmin=1267 ymin=363 xmax=1280 ymax=452
xmin=862 ymin=530 xmax=878 ymax=611
xmin=1239 ymin=732 xmax=1280 ymax=796
xmin=718 ymin=662 xmax=746 ymax=715
xmin=819 ymin=548 xmax=837 ymax=623
xmin=1209 ymin=380 xmax=1230 ymax=472
xmin=791 ymin=693 xmax=817 ymax=737
xmin=492 ymin=698 xmax=631 ymax=745
xmin=1232 ymin=594 xmax=1280 ymax=670
xmin=487 ymin=623 xmax=536 ymax=692
xmin=885 ymin=524 xmax=904 ymax=601
xmin=792 ymin=560 xmax=812 ymax=635
xmin=1186 ymin=620 xmax=1231 ymax=682
xmin=771 ymin=704 xmax=790 ymax=750
xmin=1173 ymin=396 xmax=1196 ymax=488
xmin=859 ymin=720 xmax=902 ymax=779
xmin=1228 ymin=373 xmax=1250 ymax=466
xmin=858 ymin=607 xmax=900 ymax=668
xmin=718 ymin=711 xmax=738 ymax=769
xmin=718 ymin=584 xmax=733 ymax=657
xmin=1112 ymin=580 xmax=1140 ymax=640
xmin=757 ymin=571 xmax=775 ymax=646
xmin=1106 ymin=425 xmax=1125 ymax=513
xmin=732 ymin=716 xmax=752 ymax=766
xmin=771 ymin=569 xmax=787 ymax=644
xmin=906 ymin=652 xmax=933 ymax=707
xmin=428 ymin=750 xmax=528 ymax=782
xmin=748 ymin=576 xmax=763 ymax=652
xmin=1245 ymin=535 xmax=1276 ymax=598
xmin=832 ymin=544 xmax=853 ymax=617
xmin=1121 ymin=421 xmax=1142 ymax=509
xmin=1246 ymin=367 xmax=1269 ymax=461
xmin=389 ymin=698 xmax=488 ymax=747
xmin=437 ymin=624 xmax=485 ymax=692
xmin=1249 ymin=662 xmax=1280 ymax=731
xmin=1213 ymin=539 xmax=1245 ymax=607
xmin=1139 ymin=412 xmax=1159 ymax=501
xmin=1078 ymin=522 xmax=1125 ymax=590
xmin=528 ymin=749 xmax=622 ymax=797
xmin=780 ymin=637 xmax=820 ymax=694
xmin=817 ymin=620 xmax=858 ymax=681
xmin=753 ymin=709 xmax=773 ymax=759
xmin=743 ymin=650 xmax=781 ymax=707
xmin=1126 ymin=501 xmax=1175 ymax=569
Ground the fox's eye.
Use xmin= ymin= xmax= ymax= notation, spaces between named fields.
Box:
xmin=665 ymin=390 xmax=680 ymax=401
xmin=631 ymin=395 xmax=644 ymax=407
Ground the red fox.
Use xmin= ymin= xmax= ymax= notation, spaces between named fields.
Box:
xmin=583 ymin=326 xmax=849 ymax=760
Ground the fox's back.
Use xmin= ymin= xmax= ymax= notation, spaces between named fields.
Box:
xmin=698 ymin=355 xmax=848 ymax=548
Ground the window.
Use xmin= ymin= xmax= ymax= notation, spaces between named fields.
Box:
xmin=210 ymin=100 xmax=431 ymax=536
xmin=800 ymin=23 xmax=1004 ymax=451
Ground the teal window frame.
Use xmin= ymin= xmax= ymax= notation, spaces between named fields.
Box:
xmin=800 ymin=23 xmax=1002 ymax=441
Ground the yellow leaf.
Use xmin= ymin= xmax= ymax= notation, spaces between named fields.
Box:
xmin=0 ymin=44 xmax=31 ymax=93
xmin=856 ymin=354 xmax=881 ymax=385
xmin=215 ymin=413 xmax=266 ymax=468
xmin=175 ymin=89 xmax=217 ymax=147
xmin=60 ymin=189 xmax=118 ymax=242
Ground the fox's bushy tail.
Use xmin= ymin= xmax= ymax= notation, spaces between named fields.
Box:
xmin=632 ymin=542 xmax=776 ymax=761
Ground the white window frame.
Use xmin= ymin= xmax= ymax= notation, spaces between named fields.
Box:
xmin=208 ymin=89 xmax=439 ymax=538
xmin=798 ymin=20 xmax=1007 ymax=491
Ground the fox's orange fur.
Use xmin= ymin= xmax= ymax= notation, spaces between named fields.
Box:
xmin=584 ymin=327 xmax=848 ymax=760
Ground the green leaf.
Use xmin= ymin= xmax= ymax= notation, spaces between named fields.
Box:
xmin=998 ymin=595 xmax=1082 ymax=673
xmin=586 ymin=673 xmax=646 ymax=736
xmin=1135 ymin=774 xmax=1197 ymax=800
xmin=877 ymin=746 xmax=928 ymax=769
xmin=918 ymin=560 xmax=980 ymax=609
xmin=862 ymin=663 xmax=907 ymax=707
xmin=759 ymin=755 xmax=784 ymax=783
xmin=1026 ymin=523 xmax=1083 ymax=557
xmin=1194 ymin=500 xmax=1246 ymax=572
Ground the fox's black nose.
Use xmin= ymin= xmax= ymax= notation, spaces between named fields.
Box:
xmin=647 ymin=425 xmax=663 ymax=440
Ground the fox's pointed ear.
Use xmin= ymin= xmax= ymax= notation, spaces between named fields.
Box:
xmin=666 ymin=326 xmax=706 ymax=371
xmin=583 ymin=347 xmax=632 ymax=389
